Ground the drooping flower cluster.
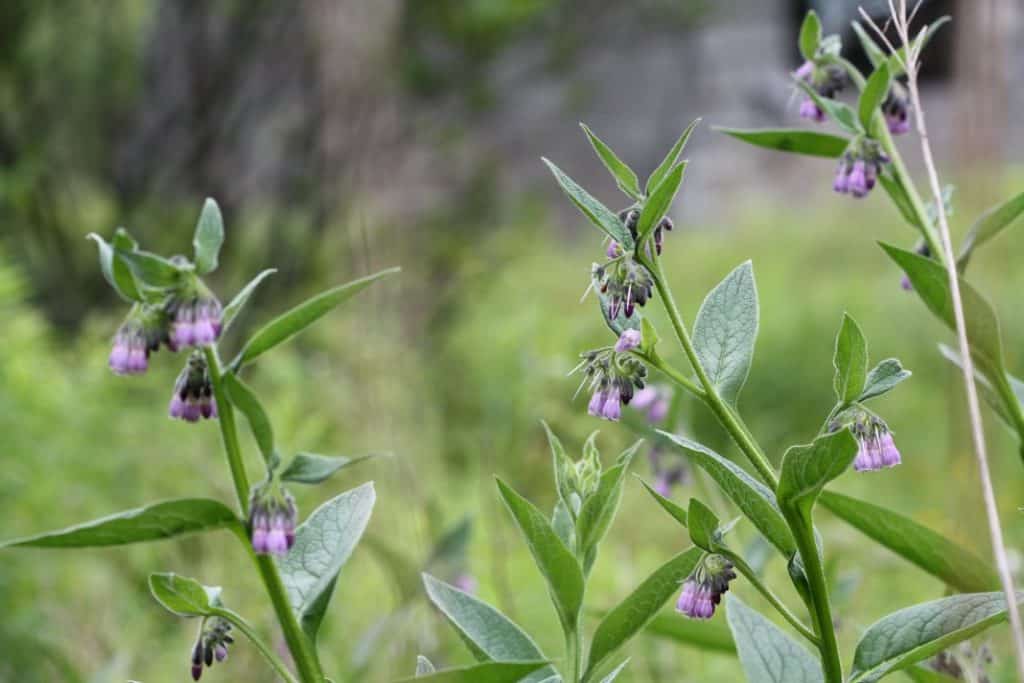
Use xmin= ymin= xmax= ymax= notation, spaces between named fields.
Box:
xmin=676 ymin=554 xmax=737 ymax=620
xmin=612 ymin=209 xmax=674 ymax=258
xmin=851 ymin=415 xmax=902 ymax=472
xmin=793 ymin=60 xmax=847 ymax=122
xmin=593 ymin=254 xmax=654 ymax=320
xmin=883 ymin=81 xmax=912 ymax=135
xmin=108 ymin=305 xmax=173 ymax=375
xmin=169 ymin=353 xmax=218 ymax=422
xmin=190 ymin=618 xmax=234 ymax=681
xmin=168 ymin=289 xmax=223 ymax=349
xmin=833 ymin=140 xmax=889 ymax=199
xmin=577 ymin=347 xmax=648 ymax=422
xmin=248 ymin=484 xmax=298 ymax=556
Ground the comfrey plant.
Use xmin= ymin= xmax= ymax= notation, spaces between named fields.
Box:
xmin=1 ymin=199 xmax=397 ymax=682
xmin=524 ymin=63 xmax=1020 ymax=683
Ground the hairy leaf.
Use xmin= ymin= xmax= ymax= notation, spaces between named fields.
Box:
xmin=693 ymin=261 xmax=759 ymax=406
xmin=834 ymin=314 xmax=869 ymax=404
xmin=149 ymin=572 xmax=221 ymax=617
xmin=222 ymin=373 xmax=275 ymax=463
xmin=646 ymin=118 xmax=700 ymax=194
xmin=958 ymin=190 xmax=1024 ymax=271
xmin=281 ymin=452 xmax=378 ymax=485
xmin=727 ymin=594 xmax=823 ymax=683
xmin=778 ymin=431 xmax=859 ymax=516
xmin=396 ymin=662 xmax=549 ymax=683
xmin=858 ymin=63 xmax=891 ymax=131
xmin=798 ymin=10 xmax=821 ymax=60
xmin=640 ymin=479 xmax=688 ymax=528
xmin=193 ymin=198 xmax=224 ymax=275
xmin=88 ymin=230 xmax=142 ymax=302
xmin=581 ymin=124 xmax=641 ymax=199
xmin=858 ymin=359 xmax=911 ymax=402
xmin=645 ymin=611 xmax=735 ymax=654
xmin=543 ymin=158 xmax=632 ymax=247
xmin=636 ymin=162 xmax=686 ymax=242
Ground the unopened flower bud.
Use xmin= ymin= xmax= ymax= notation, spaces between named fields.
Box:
xmin=169 ymin=352 xmax=217 ymax=422
xmin=676 ymin=554 xmax=737 ymax=620
xmin=248 ymin=484 xmax=298 ymax=556
xmin=167 ymin=285 xmax=223 ymax=350
xmin=109 ymin=305 xmax=172 ymax=375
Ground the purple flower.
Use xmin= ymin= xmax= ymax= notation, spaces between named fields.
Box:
xmin=606 ymin=241 xmax=622 ymax=258
xmin=168 ymin=292 xmax=223 ymax=350
xmin=588 ymin=390 xmax=607 ymax=417
xmin=108 ymin=306 xmax=173 ymax=375
xmin=169 ymin=353 xmax=217 ymax=422
xmin=578 ymin=349 xmax=648 ymax=423
xmin=852 ymin=420 xmax=902 ymax=472
xmin=614 ymin=329 xmax=642 ymax=353
xmin=793 ymin=60 xmax=846 ymax=124
xmin=249 ymin=486 xmax=298 ymax=556
xmin=676 ymin=554 xmax=736 ymax=620
xmin=847 ymin=161 xmax=869 ymax=198
xmin=799 ymin=97 xmax=826 ymax=122
xmin=632 ymin=386 xmax=670 ymax=424
xmin=601 ymin=392 xmax=622 ymax=421
xmin=833 ymin=145 xmax=887 ymax=199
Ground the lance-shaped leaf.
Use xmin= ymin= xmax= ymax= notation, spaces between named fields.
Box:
xmin=852 ymin=21 xmax=886 ymax=68
xmin=222 ymin=373 xmax=275 ymax=464
xmin=686 ymin=499 xmax=719 ymax=552
xmin=543 ymin=421 xmax=576 ymax=515
xmin=834 ymin=313 xmax=869 ymax=404
xmin=715 ymin=128 xmax=849 ymax=158
xmin=496 ymin=478 xmax=585 ymax=633
xmin=584 ymin=547 xmax=702 ymax=682
xmin=882 ymin=243 xmax=1005 ymax=378
xmin=646 ymin=118 xmax=700 ymax=194
xmin=88 ymin=229 xmax=142 ymax=302
xmin=658 ymin=432 xmax=796 ymax=556
xmin=798 ymin=10 xmax=821 ymax=60
xmin=236 ymin=267 xmax=399 ymax=366
xmin=396 ymin=661 xmax=549 ymax=683
xmin=1 ymin=499 xmax=240 ymax=548
xmin=726 ymin=594 xmax=823 ymax=683
xmin=858 ymin=359 xmax=911 ymax=402
xmin=115 ymin=247 xmax=185 ymax=289
xmin=281 ymin=452 xmax=378 ymax=485
xmin=149 ymin=573 xmax=222 ymax=617
xmin=221 ymin=268 xmax=276 ymax=333
xmin=849 ymin=592 xmax=1020 ymax=682
xmin=193 ymin=198 xmax=224 ymax=275
xmin=277 ymin=482 xmax=375 ymax=640
xmin=581 ymin=124 xmax=641 ymax=199
xmin=543 ymin=158 xmax=632 ymax=247
xmin=777 ymin=431 xmax=859 ymax=517
xmin=819 ymin=491 xmax=998 ymax=593
xmin=878 ymin=172 xmax=924 ymax=230
xmin=958 ymin=190 xmax=1024 ymax=271
xmin=640 ymin=479 xmax=688 ymax=528
xmin=938 ymin=344 xmax=1024 ymax=433
xmin=576 ymin=444 xmax=638 ymax=569
xmin=692 ymin=261 xmax=759 ymax=406
xmin=422 ymin=574 xmax=556 ymax=682
xmin=858 ymin=63 xmax=891 ymax=131
xmin=645 ymin=610 xmax=736 ymax=654
xmin=635 ymin=162 xmax=686 ymax=242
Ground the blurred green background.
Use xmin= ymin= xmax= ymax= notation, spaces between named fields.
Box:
xmin=2 ymin=1 xmax=1023 ymax=682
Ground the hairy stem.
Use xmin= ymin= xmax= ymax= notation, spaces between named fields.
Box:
xmin=721 ymin=549 xmax=819 ymax=646
xmin=204 ymin=346 xmax=326 ymax=683
xmin=212 ymin=607 xmax=300 ymax=683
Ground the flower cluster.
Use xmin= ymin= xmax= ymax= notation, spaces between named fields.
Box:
xmin=793 ymin=60 xmax=847 ymax=122
xmin=168 ymin=289 xmax=223 ymax=349
xmin=108 ymin=305 xmax=173 ymax=375
xmin=578 ymin=347 xmax=648 ymax=422
xmin=851 ymin=416 xmax=902 ymax=472
xmin=594 ymin=254 xmax=654 ymax=320
xmin=883 ymin=81 xmax=911 ymax=135
xmin=169 ymin=353 xmax=218 ymax=422
xmin=676 ymin=554 xmax=737 ymax=620
xmin=190 ymin=618 xmax=233 ymax=681
xmin=833 ymin=141 xmax=889 ymax=199
xmin=248 ymin=484 xmax=298 ymax=556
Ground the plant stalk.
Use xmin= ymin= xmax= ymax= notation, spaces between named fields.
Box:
xmin=721 ymin=550 xmax=819 ymax=646
xmin=212 ymin=607 xmax=300 ymax=683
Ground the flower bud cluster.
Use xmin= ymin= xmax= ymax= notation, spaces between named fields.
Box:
xmin=793 ymin=60 xmax=847 ymax=122
xmin=169 ymin=352 xmax=218 ymax=422
xmin=833 ymin=139 xmax=889 ymax=199
xmin=578 ymin=347 xmax=648 ymax=422
xmin=190 ymin=618 xmax=233 ymax=681
xmin=248 ymin=483 xmax=298 ymax=556
xmin=593 ymin=254 xmax=654 ymax=320
xmin=108 ymin=305 xmax=173 ymax=375
xmin=676 ymin=553 xmax=737 ymax=620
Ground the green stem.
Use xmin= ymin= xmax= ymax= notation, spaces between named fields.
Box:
xmin=640 ymin=254 xmax=778 ymax=488
xmin=204 ymin=347 xmax=325 ymax=683
xmin=721 ymin=550 xmax=819 ymax=646
xmin=637 ymin=349 xmax=704 ymax=399
xmin=212 ymin=607 xmax=300 ymax=683
xmin=565 ymin=625 xmax=583 ymax=683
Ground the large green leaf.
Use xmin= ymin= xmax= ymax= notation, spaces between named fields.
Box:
xmin=496 ymin=478 xmax=585 ymax=634
xmin=584 ymin=547 xmax=702 ymax=682
xmin=193 ymin=197 xmax=224 ymax=275
xmin=692 ymin=261 xmax=759 ymax=406
xmin=221 ymin=268 xmax=276 ymax=333
xmin=777 ymin=431 xmax=859 ymax=516
xmin=819 ymin=491 xmax=998 ymax=593
xmin=957 ymin=190 xmax=1024 ymax=271
xmin=276 ymin=482 xmax=375 ymax=640
xmin=543 ymin=158 xmax=632 ymax=247
xmin=833 ymin=313 xmax=869 ymax=404
xmin=222 ymin=372 xmax=275 ymax=464
xmin=858 ymin=63 xmax=891 ymax=131
xmin=396 ymin=662 xmax=549 ymax=683
xmin=849 ymin=592 xmax=1018 ymax=682
xmin=422 ymin=574 xmax=556 ymax=682
xmin=1 ymin=498 xmax=240 ymax=548
xmin=236 ymin=267 xmax=399 ymax=366
xmin=646 ymin=119 xmax=700 ymax=194
xmin=726 ymin=594 xmax=823 ymax=683
xmin=658 ymin=432 xmax=796 ymax=556
xmin=644 ymin=611 xmax=736 ymax=654
xmin=281 ymin=452 xmax=378 ymax=485
xmin=88 ymin=229 xmax=142 ymax=302
xmin=715 ymin=128 xmax=849 ymax=158
xmin=635 ymin=162 xmax=685 ymax=242
xmin=597 ymin=660 xmax=629 ymax=683
xmin=581 ymin=124 xmax=641 ymax=199
xmin=148 ymin=572 xmax=221 ymax=617
xmin=878 ymin=172 xmax=924 ymax=230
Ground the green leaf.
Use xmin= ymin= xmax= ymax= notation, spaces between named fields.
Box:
xmin=645 ymin=610 xmax=736 ymax=654
xmin=646 ymin=118 xmax=700 ymax=194
xmin=576 ymin=445 xmax=638 ymax=569
xmin=797 ymin=83 xmax=862 ymax=135
xmin=692 ymin=261 xmax=759 ymax=406
xmin=396 ymin=661 xmax=549 ymax=683
xmin=858 ymin=63 xmax=891 ymax=131
xmin=221 ymin=373 xmax=275 ymax=464
xmin=901 ymin=666 xmax=961 ymax=683
xmin=496 ymin=478 xmax=585 ymax=633
xmin=886 ymin=17 xmax=951 ymax=77
xmin=658 ymin=432 xmax=796 ymax=556
xmin=148 ymin=572 xmax=221 ymax=617
xmin=1 ymin=499 xmax=240 ymax=548
xmin=833 ymin=313 xmax=869 ymax=404
xmin=819 ymin=490 xmax=998 ymax=593
xmin=88 ymin=230 xmax=142 ymax=302
xmin=849 ymin=592 xmax=1019 ymax=682
xmin=416 ymin=656 xmax=436 ymax=676
xmin=858 ymin=359 xmax=911 ymax=402
xmin=280 ymin=452 xmax=378 ymax=485
xmin=236 ymin=267 xmax=400 ymax=366
xmin=958 ymin=190 xmax=1024 ymax=271
xmin=851 ymin=21 xmax=886 ymax=68
xmin=221 ymin=268 xmax=276 ymax=333
xmin=686 ymin=499 xmax=719 ymax=551
xmin=597 ymin=660 xmax=629 ymax=683
xmin=552 ymin=500 xmax=576 ymax=552
xmin=777 ymin=431 xmax=859 ymax=516
xmin=543 ymin=421 xmax=576 ymax=514
xmin=882 ymin=243 xmax=1004 ymax=378
xmin=584 ymin=547 xmax=702 ymax=682
xmin=937 ymin=344 xmax=1024 ymax=432
xmin=640 ymin=479 xmax=688 ymax=528
xmin=715 ymin=128 xmax=849 ymax=158
xmin=635 ymin=162 xmax=686 ymax=242
xmin=878 ymin=172 xmax=924 ymax=230
xmin=640 ymin=316 xmax=660 ymax=354
xmin=277 ymin=482 xmax=375 ymax=640
xmin=193 ymin=198 xmax=224 ymax=275
xmin=422 ymin=574 xmax=556 ymax=681
xmin=543 ymin=158 xmax=632 ymax=247
xmin=115 ymin=247 xmax=185 ymax=289
xmin=581 ymin=123 xmax=641 ymax=199
xmin=798 ymin=10 xmax=822 ymax=61
xmin=726 ymin=594 xmax=823 ymax=683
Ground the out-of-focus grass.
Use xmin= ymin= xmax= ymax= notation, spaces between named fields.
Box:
xmin=3 ymin=182 xmax=1024 ymax=681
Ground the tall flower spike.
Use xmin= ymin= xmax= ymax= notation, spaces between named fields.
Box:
xmin=676 ymin=554 xmax=737 ymax=620
xmin=851 ymin=416 xmax=902 ymax=472
xmin=248 ymin=483 xmax=298 ymax=556
xmin=169 ymin=352 xmax=218 ymax=422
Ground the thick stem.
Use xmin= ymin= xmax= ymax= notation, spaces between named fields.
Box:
xmin=721 ymin=550 xmax=819 ymax=646
xmin=212 ymin=607 xmax=300 ymax=683
xmin=565 ymin=625 xmax=583 ymax=683
xmin=204 ymin=347 xmax=326 ymax=683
